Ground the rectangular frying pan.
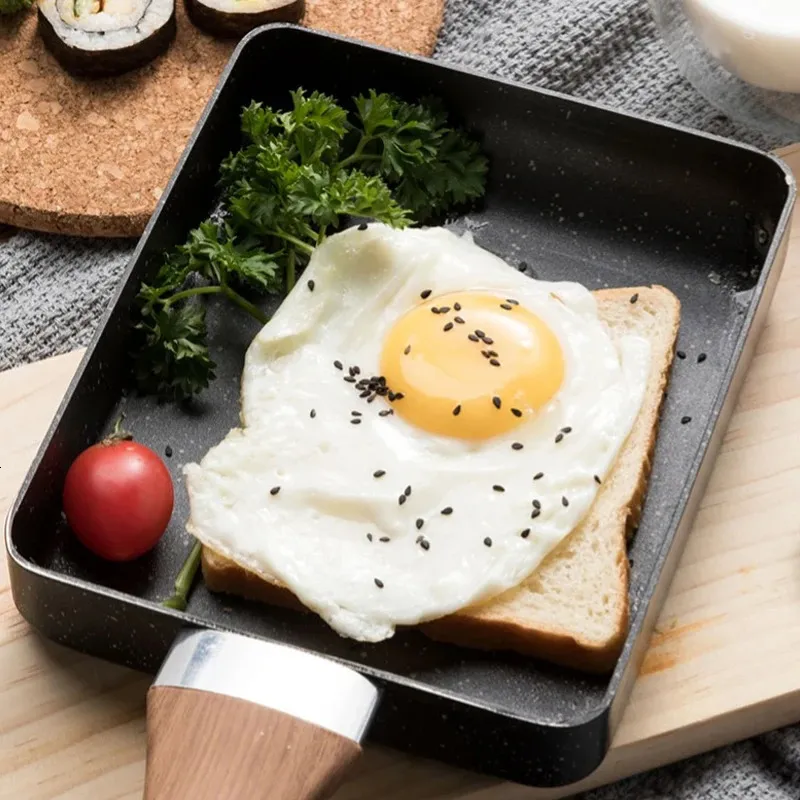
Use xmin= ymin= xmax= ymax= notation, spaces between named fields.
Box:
xmin=6 ymin=24 xmax=796 ymax=798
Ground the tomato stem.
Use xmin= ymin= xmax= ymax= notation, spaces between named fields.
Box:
xmin=105 ymin=414 xmax=133 ymax=444
xmin=162 ymin=539 xmax=202 ymax=611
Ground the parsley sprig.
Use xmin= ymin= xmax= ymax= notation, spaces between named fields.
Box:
xmin=132 ymin=89 xmax=488 ymax=401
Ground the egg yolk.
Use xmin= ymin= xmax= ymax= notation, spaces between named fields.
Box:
xmin=380 ymin=291 xmax=565 ymax=440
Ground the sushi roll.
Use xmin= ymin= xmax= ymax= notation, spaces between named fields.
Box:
xmin=185 ymin=0 xmax=303 ymax=39
xmin=38 ymin=0 xmax=176 ymax=77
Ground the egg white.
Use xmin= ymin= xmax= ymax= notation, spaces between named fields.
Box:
xmin=184 ymin=225 xmax=650 ymax=642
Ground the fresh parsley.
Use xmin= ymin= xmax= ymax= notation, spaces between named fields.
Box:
xmin=132 ymin=89 xmax=488 ymax=401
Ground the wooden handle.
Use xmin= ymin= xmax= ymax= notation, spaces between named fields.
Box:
xmin=145 ymin=685 xmax=362 ymax=800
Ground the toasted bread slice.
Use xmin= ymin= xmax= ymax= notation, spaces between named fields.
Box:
xmin=201 ymin=286 xmax=680 ymax=673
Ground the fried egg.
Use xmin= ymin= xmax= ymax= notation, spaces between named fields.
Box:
xmin=185 ymin=225 xmax=651 ymax=642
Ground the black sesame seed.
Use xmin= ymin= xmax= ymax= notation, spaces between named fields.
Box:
xmin=367 ymin=394 xmax=376 ymax=403
xmin=561 ymin=426 xmax=572 ymax=434
xmin=164 ymin=445 xmax=173 ymax=458
xmin=454 ymin=303 xmax=462 ymax=311
xmin=404 ymin=485 xmax=412 ymax=497
xmin=681 ymin=415 xmax=692 ymax=424
xmin=518 ymin=260 xmax=528 ymax=272
xmin=443 ymin=322 xmax=454 ymax=332
xmin=697 ymin=353 xmax=707 ymax=363
xmin=511 ymin=408 xmax=522 ymax=418
xmin=379 ymin=409 xmax=393 ymax=417
xmin=475 ymin=329 xmax=486 ymax=338
xmin=350 ymin=418 xmax=362 ymax=425
xmin=431 ymin=307 xmax=440 ymax=315
xmin=533 ymin=472 xmax=544 ymax=480
xmin=489 ymin=358 xmax=501 ymax=367
xmin=270 ymin=486 xmax=281 ymax=496
xmin=359 ymin=389 xmax=371 ymax=398
xmin=481 ymin=350 xmax=491 ymax=359
xmin=350 ymin=365 xmax=361 ymax=376
xmin=441 ymin=507 xmax=453 ymax=515
xmin=555 ymin=433 xmax=564 ymax=443
xmin=594 ymin=474 xmax=602 ymax=484
xmin=310 ymin=409 xmax=316 ymax=419
xmin=562 ymin=496 xmax=569 ymax=507
xmin=500 ymin=303 xmax=513 ymax=311
xmin=512 ymin=442 xmax=524 ymax=450
xmin=506 ymin=299 xmax=519 ymax=306
xmin=404 ymin=345 xmax=411 ymax=355
xmin=358 ymin=222 xmax=369 ymax=231
xmin=453 ymin=404 xmax=462 ymax=416
xmin=374 ymin=578 xmax=384 ymax=588
xmin=468 ymin=334 xmax=480 ymax=342
xmin=521 ymin=528 xmax=531 ymax=538
xmin=493 ymin=485 xmax=505 ymax=492
xmin=388 ymin=391 xmax=396 ymax=401
xmin=630 ymin=293 xmax=639 ymax=304
xmin=399 ymin=495 xmax=406 ymax=506
xmin=367 ymin=533 xmax=373 ymax=542
xmin=380 ymin=536 xmax=391 ymax=543
xmin=373 ymin=470 xmax=386 ymax=478
xmin=488 ymin=350 xmax=498 ymax=357
xmin=483 ymin=537 xmax=492 ymax=547
xmin=344 ymin=376 xmax=357 ymax=383
xmin=492 ymin=396 xmax=502 ymax=409
xmin=334 ymin=360 xmax=343 ymax=370
xmin=351 ymin=410 xmax=362 ymax=416
xmin=418 ymin=537 xmax=430 ymax=551
xmin=307 ymin=279 xmax=315 ymax=291
xmin=416 ymin=518 xmax=424 ymax=530
xmin=677 ymin=350 xmax=686 ymax=359
xmin=454 ymin=316 xmax=465 ymax=324
xmin=394 ymin=393 xmax=405 ymax=401
xmin=439 ymin=307 xmax=451 ymax=314
xmin=532 ymin=499 xmax=541 ymax=510
xmin=531 ymin=509 xmax=541 ymax=519
xmin=420 ymin=289 xmax=432 ymax=299
xmin=484 ymin=337 xmax=494 ymax=345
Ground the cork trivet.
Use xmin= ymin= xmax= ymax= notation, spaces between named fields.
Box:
xmin=0 ymin=0 xmax=444 ymax=238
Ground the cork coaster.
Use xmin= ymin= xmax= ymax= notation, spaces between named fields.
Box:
xmin=0 ymin=0 xmax=444 ymax=238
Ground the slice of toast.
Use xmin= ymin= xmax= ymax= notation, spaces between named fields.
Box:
xmin=201 ymin=285 xmax=680 ymax=673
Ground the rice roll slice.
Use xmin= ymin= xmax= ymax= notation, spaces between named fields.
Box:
xmin=185 ymin=0 xmax=303 ymax=39
xmin=38 ymin=0 xmax=176 ymax=77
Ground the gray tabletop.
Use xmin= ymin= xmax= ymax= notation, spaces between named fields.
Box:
xmin=2 ymin=2 xmax=799 ymax=797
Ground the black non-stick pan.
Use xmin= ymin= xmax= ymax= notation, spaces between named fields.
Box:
xmin=6 ymin=24 xmax=796 ymax=797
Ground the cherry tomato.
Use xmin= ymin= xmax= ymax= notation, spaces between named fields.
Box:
xmin=63 ymin=435 xmax=174 ymax=561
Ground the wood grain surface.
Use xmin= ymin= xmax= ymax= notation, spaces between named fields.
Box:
xmin=0 ymin=146 xmax=798 ymax=800
xmin=0 ymin=0 xmax=444 ymax=238
xmin=145 ymin=686 xmax=361 ymax=799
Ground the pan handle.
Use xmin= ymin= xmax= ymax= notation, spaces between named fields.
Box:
xmin=144 ymin=630 xmax=380 ymax=800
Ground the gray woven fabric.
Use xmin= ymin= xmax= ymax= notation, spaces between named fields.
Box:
xmin=0 ymin=230 xmax=133 ymax=371
xmin=436 ymin=0 xmax=785 ymax=151
xmin=2 ymin=1 xmax=799 ymax=797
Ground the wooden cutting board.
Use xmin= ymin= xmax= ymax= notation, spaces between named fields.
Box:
xmin=0 ymin=0 xmax=443 ymax=238
xmin=1 ymin=144 xmax=799 ymax=799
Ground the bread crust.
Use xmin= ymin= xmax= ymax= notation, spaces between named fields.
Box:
xmin=199 ymin=285 xmax=680 ymax=674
